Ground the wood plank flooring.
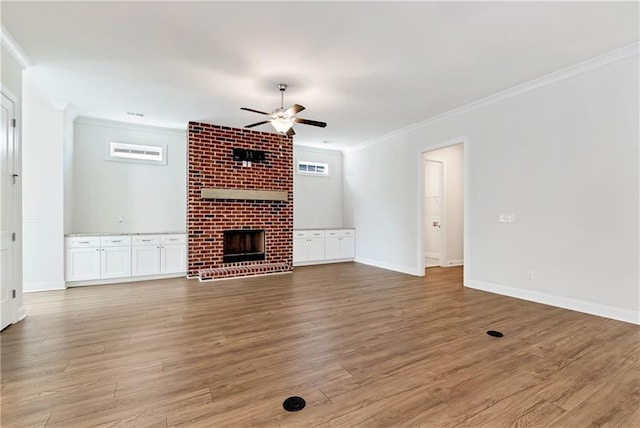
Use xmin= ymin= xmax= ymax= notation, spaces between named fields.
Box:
xmin=1 ymin=263 xmax=638 ymax=427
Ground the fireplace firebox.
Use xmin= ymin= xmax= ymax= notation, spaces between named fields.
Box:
xmin=223 ymin=229 xmax=266 ymax=263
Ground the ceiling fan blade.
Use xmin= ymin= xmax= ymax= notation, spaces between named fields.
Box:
xmin=241 ymin=107 xmax=271 ymax=116
xmin=245 ymin=120 xmax=271 ymax=128
xmin=292 ymin=117 xmax=327 ymax=128
xmin=285 ymin=104 xmax=305 ymax=116
xmin=286 ymin=127 xmax=296 ymax=137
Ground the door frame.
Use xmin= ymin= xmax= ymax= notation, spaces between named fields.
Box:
xmin=423 ymin=158 xmax=445 ymax=267
xmin=416 ymin=137 xmax=468 ymax=277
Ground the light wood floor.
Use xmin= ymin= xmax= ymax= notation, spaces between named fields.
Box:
xmin=1 ymin=263 xmax=638 ymax=427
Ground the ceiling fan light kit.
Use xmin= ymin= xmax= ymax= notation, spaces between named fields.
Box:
xmin=241 ymin=83 xmax=326 ymax=137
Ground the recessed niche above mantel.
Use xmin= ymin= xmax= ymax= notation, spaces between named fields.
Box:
xmin=201 ymin=188 xmax=288 ymax=201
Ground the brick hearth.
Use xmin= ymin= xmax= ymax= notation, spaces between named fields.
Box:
xmin=187 ymin=122 xmax=293 ymax=280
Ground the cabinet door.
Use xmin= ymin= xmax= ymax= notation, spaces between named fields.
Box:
xmin=66 ymin=247 xmax=101 ymax=281
xmin=101 ymin=246 xmax=132 ymax=279
xmin=293 ymin=238 xmax=308 ymax=263
xmin=325 ymin=237 xmax=340 ymax=260
xmin=340 ymin=236 xmax=355 ymax=259
xmin=307 ymin=238 xmax=325 ymax=261
xmin=132 ymin=245 xmax=161 ymax=276
xmin=161 ymin=244 xmax=187 ymax=274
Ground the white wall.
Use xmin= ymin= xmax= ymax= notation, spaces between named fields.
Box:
xmin=63 ymin=108 xmax=74 ymax=234
xmin=293 ymin=146 xmax=343 ymax=229
xmin=72 ymin=118 xmax=186 ymax=233
xmin=2 ymin=44 xmax=25 ymax=317
xmin=425 ymin=144 xmax=463 ymax=266
xmin=344 ymin=52 xmax=639 ymax=324
xmin=22 ymin=70 xmax=66 ymax=292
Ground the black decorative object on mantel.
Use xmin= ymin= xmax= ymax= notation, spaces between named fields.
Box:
xmin=232 ymin=148 xmax=266 ymax=162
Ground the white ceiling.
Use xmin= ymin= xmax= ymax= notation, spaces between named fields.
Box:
xmin=2 ymin=1 xmax=638 ymax=150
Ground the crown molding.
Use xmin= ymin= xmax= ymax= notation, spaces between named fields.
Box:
xmin=347 ymin=42 xmax=640 ymax=153
xmin=75 ymin=116 xmax=187 ymax=136
xmin=293 ymin=144 xmax=343 ymax=155
xmin=1 ymin=25 xmax=32 ymax=69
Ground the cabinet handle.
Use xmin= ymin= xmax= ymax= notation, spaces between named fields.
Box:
xmin=78 ymin=241 xmax=91 ymax=244
xmin=142 ymin=239 xmax=151 ymax=242
xmin=111 ymin=240 xmax=121 ymax=243
xmin=95 ymin=249 xmax=99 ymax=251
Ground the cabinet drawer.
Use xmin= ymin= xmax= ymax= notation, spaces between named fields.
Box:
xmin=66 ymin=236 xmax=100 ymax=248
xmin=133 ymin=235 xmax=161 ymax=245
xmin=161 ymin=234 xmax=186 ymax=244
xmin=340 ymin=229 xmax=355 ymax=237
xmin=293 ymin=231 xmax=308 ymax=239
xmin=308 ymin=230 xmax=325 ymax=238
xmin=325 ymin=230 xmax=340 ymax=238
xmin=101 ymin=236 xmax=131 ymax=247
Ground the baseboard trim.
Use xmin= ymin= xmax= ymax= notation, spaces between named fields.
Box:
xmin=355 ymin=257 xmax=421 ymax=276
xmin=67 ymin=273 xmax=186 ymax=287
xmin=23 ymin=281 xmax=66 ymax=293
xmin=466 ymin=279 xmax=640 ymax=325
xmin=293 ymin=258 xmax=353 ymax=267
xmin=425 ymin=252 xmax=440 ymax=259
xmin=444 ymin=259 xmax=464 ymax=267
xmin=14 ymin=306 xmax=26 ymax=324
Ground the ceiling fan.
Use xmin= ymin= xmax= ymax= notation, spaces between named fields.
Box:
xmin=241 ymin=83 xmax=327 ymax=137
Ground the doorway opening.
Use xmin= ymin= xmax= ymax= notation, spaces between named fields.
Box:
xmin=424 ymin=159 xmax=443 ymax=267
xmin=420 ymin=143 xmax=464 ymax=274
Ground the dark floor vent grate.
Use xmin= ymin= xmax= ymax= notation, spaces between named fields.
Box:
xmin=283 ymin=396 xmax=306 ymax=412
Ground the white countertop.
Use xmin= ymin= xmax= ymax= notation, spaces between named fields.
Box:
xmin=294 ymin=228 xmax=355 ymax=231
xmin=66 ymin=231 xmax=186 ymax=237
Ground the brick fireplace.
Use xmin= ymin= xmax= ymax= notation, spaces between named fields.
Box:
xmin=187 ymin=122 xmax=293 ymax=280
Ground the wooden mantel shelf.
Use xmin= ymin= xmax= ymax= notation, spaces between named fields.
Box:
xmin=201 ymin=188 xmax=288 ymax=201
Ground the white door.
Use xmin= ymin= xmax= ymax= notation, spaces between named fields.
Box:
xmin=340 ymin=236 xmax=355 ymax=259
xmin=101 ymin=246 xmax=131 ymax=278
xmin=66 ymin=247 xmax=101 ymax=281
xmin=132 ymin=245 xmax=161 ymax=276
xmin=325 ymin=236 xmax=340 ymax=260
xmin=424 ymin=160 xmax=443 ymax=267
xmin=1 ymin=94 xmax=16 ymax=330
xmin=161 ymin=244 xmax=186 ymax=274
xmin=293 ymin=238 xmax=308 ymax=263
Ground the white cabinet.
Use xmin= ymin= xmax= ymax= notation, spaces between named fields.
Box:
xmin=293 ymin=231 xmax=308 ymax=264
xmin=161 ymin=234 xmax=187 ymax=274
xmin=293 ymin=230 xmax=326 ymax=263
xmin=132 ymin=235 xmax=161 ymax=276
xmin=66 ymin=236 xmax=132 ymax=281
xmin=132 ymin=234 xmax=186 ymax=275
xmin=100 ymin=236 xmax=131 ymax=279
xmin=66 ymin=238 xmax=102 ymax=281
xmin=293 ymin=229 xmax=355 ymax=266
xmin=339 ymin=229 xmax=355 ymax=259
xmin=66 ymin=233 xmax=186 ymax=284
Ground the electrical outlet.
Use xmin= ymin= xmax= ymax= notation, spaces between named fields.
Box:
xmin=499 ymin=213 xmax=516 ymax=223
xmin=527 ymin=270 xmax=534 ymax=280
xmin=23 ymin=215 xmax=39 ymax=223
